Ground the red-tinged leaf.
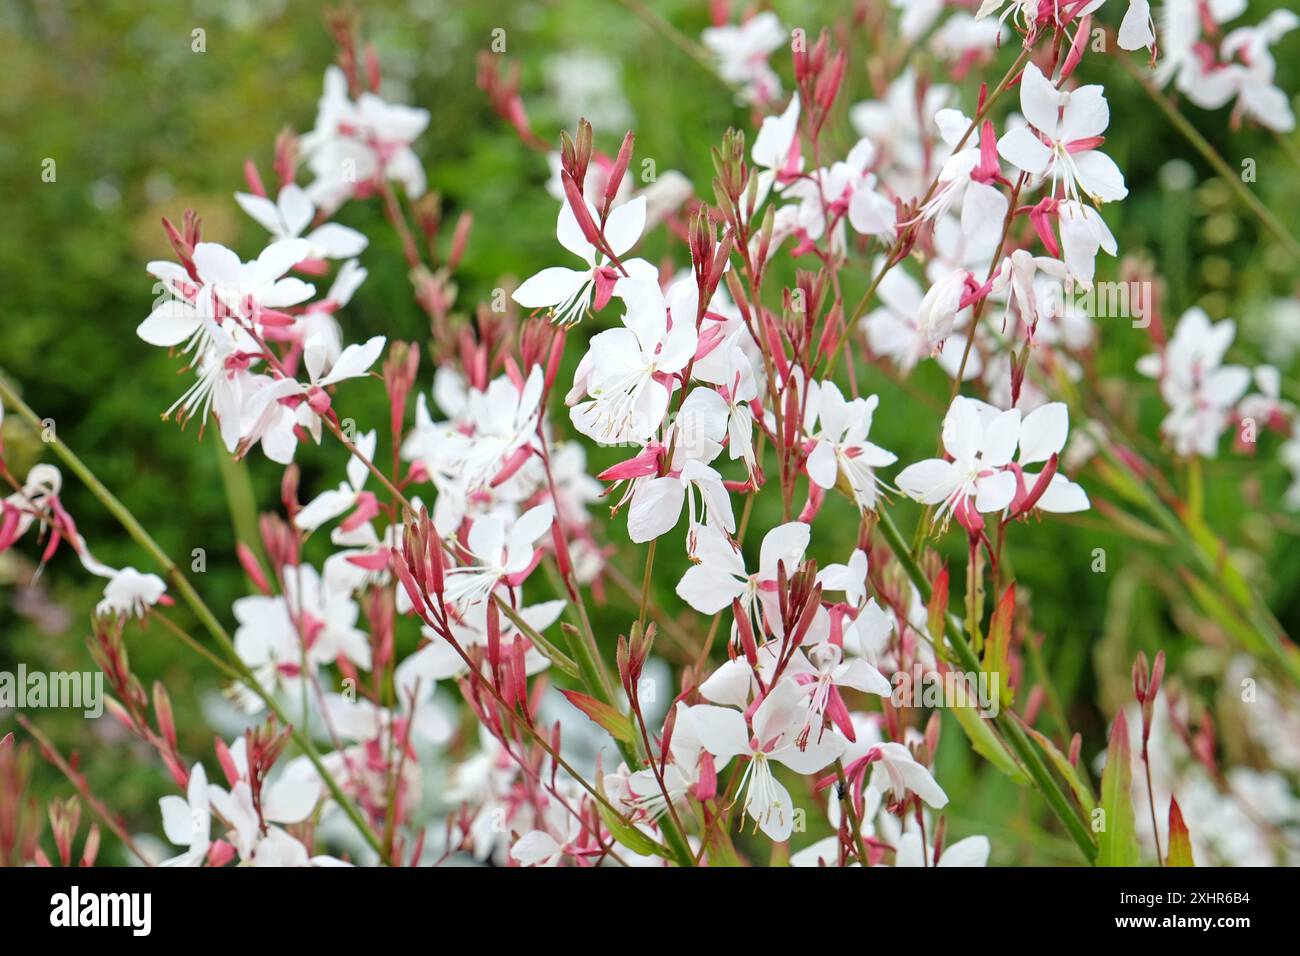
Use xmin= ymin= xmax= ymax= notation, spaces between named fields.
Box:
xmin=982 ymin=583 xmax=1014 ymax=705
xmin=1098 ymin=711 xmax=1141 ymax=866
xmin=1166 ymin=796 xmax=1195 ymax=867
xmin=927 ymin=566 xmax=949 ymax=642
xmin=559 ymin=689 xmax=637 ymax=746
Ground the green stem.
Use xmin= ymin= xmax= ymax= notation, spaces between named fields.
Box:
xmin=0 ymin=373 xmax=386 ymax=859
xmin=875 ymin=507 xmax=1099 ymax=864
xmin=1119 ymin=54 xmax=1300 ymax=262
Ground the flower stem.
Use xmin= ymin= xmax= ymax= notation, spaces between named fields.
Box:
xmin=1118 ymin=54 xmax=1300 ymax=262
xmin=0 ymin=372 xmax=387 ymax=860
xmin=875 ymin=506 xmax=1099 ymax=864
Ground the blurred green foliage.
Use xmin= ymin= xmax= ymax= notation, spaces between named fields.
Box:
xmin=2 ymin=0 xmax=1298 ymax=865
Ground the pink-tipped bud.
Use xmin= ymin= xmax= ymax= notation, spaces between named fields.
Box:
xmin=732 ymin=597 xmax=759 ymax=667
xmin=605 ymin=131 xmax=635 ymax=210
xmin=214 ymin=736 xmax=240 ymax=787
xmin=448 ymin=212 xmax=473 ymax=271
xmin=243 ymin=159 xmax=267 ymax=198
xmin=153 ymin=682 xmax=177 ymax=751
xmin=1060 ymin=15 xmax=1091 ymax=81
xmin=364 ymin=42 xmax=382 ymax=92
xmin=236 ymin=542 xmax=271 ymax=594
xmin=561 ymin=171 xmax=603 ymax=248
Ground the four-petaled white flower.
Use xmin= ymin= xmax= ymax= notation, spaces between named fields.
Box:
xmin=569 ymin=280 xmax=697 ymax=445
xmin=997 ymin=63 xmax=1128 ymax=205
xmin=805 ymin=381 xmax=898 ymax=512
xmin=687 ymin=678 xmax=846 ymax=841
xmin=896 ymin=396 xmax=1021 ymax=531
xmin=513 ymin=196 xmax=657 ymax=326
xmin=444 ymin=503 xmax=555 ymax=607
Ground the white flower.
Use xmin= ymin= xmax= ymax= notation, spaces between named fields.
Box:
xmin=863 ymin=265 xmax=978 ymax=379
xmin=301 ymin=65 xmax=430 ymax=212
xmin=895 ymin=830 xmax=990 ymax=866
xmin=804 ymin=381 xmax=898 ymax=511
xmin=1057 ymin=199 xmax=1117 ymax=288
xmin=444 ymin=503 xmax=554 ymax=607
xmin=997 ymin=63 xmax=1128 ymax=204
xmin=1117 ymin=0 xmax=1156 ymax=52
xmin=676 ymin=520 xmax=809 ymax=622
xmin=513 ymin=196 xmax=657 ymax=326
xmin=235 ymin=184 xmax=368 ymax=259
xmin=895 ymin=396 xmax=1021 ymax=530
xmin=1137 ymin=308 xmax=1251 ymax=457
xmin=686 ymin=678 xmax=846 ymax=841
xmin=868 ymin=741 xmax=948 ymax=808
xmin=158 ymin=763 xmax=211 ymax=867
xmin=1014 ymin=402 xmax=1090 ymax=513
xmin=95 ymin=567 xmax=168 ymax=619
xmin=1221 ymin=11 xmax=1300 ymax=132
xmin=702 ymin=12 xmax=787 ymax=104
xmin=231 ymin=564 xmax=371 ymax=711
xmin=569 ymin=280 xmax=697 ymax=445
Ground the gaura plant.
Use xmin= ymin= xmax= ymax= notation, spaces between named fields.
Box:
xmin=3 ymin=0 xmax=1300 ymax=868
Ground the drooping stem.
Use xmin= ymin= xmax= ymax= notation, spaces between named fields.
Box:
xmin=0 ymin=372 xmax=387 ymax=859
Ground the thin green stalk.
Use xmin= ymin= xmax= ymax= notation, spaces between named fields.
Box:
xmin=0 ymin=373 xmax=386 ymax=859
xmin=1119 ymin=54 xmax=1300 ymax=262
xmin=875 ymin=507 xmax=1099 ymax=864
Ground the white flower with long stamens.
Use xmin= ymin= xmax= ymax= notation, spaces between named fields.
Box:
xmin=694 ymin=332 xmax=760 ymax=478
xmin=513 ymin=196 xmax=656 ymax=326
xmin=805 ymin=381 xmax=898 ymax=512
xmin=686 ymin=678 xmax=846 ymax=841
xmin=569 ymin=280 xmax=697 ymax=445
xmin=443 ymin=503 xmax=554 ymax=608
xmin=997 ymin=63 xmax=1128 ymax=205
xmin=785 ymin=641 xmax=891 ymax=746
xmin=895 ymin=396 xmax=1021 ymax=531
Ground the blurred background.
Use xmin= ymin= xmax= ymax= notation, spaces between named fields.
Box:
xmin=2 ymin=0 xmax=1299 ymax=864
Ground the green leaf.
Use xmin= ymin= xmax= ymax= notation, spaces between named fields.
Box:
xmin=1166 ymin=796 xmax=1195 ymax=867
xmin=982 ymin=584 xmax=1015 ymax=707
xmin=559 ymin=689 xmax=637 ymax=746
xmin=949 ymin=700 xmax=1029 ymax=785
xmin=1097 ymin=711 xmax=1141 ymax=867
xmin=596 ymin=802 xmax=664 ymax=858
xmin=1023 ymin=724 xmax=1096 ymax=814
